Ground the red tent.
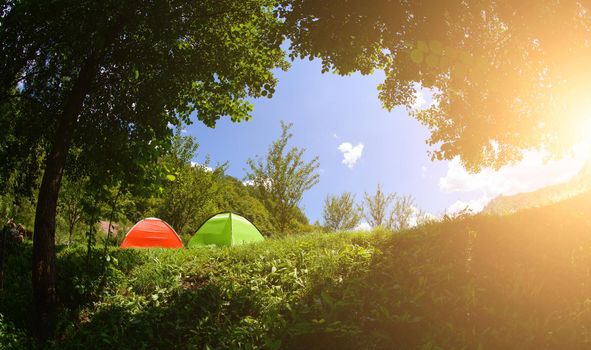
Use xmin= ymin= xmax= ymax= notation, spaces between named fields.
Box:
xmin=120 ymin=218 xmax=184 ymax=249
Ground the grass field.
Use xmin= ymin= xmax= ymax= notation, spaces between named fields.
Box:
xmin=2 ymin=191 xmax=591 ymax=349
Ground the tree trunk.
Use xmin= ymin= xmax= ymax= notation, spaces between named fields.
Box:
xmin=106 ymin=189 xmax=121 ymax=246
xmin=0 ymin=226 xmax=6 ymax=290
xmin=31 ymin=17 xmax=125 ymax=340
xmin=86 ymin=200 xmax=97 ymax=268
xmin=31 ymin=53 xmax=101 ymax=340
xmin=68 ymin=220 xmax=74 ymax=246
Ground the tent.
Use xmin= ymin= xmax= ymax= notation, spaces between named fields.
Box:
xmin=120 ymin=217 xmax=184 ymax=249
xmin=188 ymin=212 xmax=264 ymax=248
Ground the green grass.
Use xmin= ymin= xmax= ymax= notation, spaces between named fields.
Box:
xmin=3 ymin=191 xmax=591 ymax=348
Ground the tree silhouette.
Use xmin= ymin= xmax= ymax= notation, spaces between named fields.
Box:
xmin=280 ymin=0 xmax=591 ymax=171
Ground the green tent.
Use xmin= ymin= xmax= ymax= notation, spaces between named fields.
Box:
xmin=188 ymin=212 xmax=264 ymax=248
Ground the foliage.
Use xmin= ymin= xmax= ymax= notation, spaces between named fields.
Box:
xmin=5 ymin=191 xmax=591 ymax=348
xmin=246 ymin=121 xmax=320 ymax=235
xmin=322 ymin=192 xmax=361 ymax=232
xmin=1 ymin=0 xmax=290 ymax=334
xmin=0 ymin=188 xmax=36 ymax=234
xmin=0 ymin=0 xmax=289 ymax=194
xmin=387 ymin=194 xmax=415 ymax=231
xmin=279 ymin=0 xmax=591 ymax=171
xmin=57 ymin=177 xmax=87 ymax=246
xmin=0 ymin=313 xmax=32 ymax=350
xmin=157 ymin=132 xmax=226 ymax=234
xmin=362 ymin=184 xmax=392 ymax=228
xmin=214 ymin=176 xmax=276 ymax=236
xmin=0 ymin=193 xmax=15 ymax=224
xmin=363 ymin=185 xmax=419 ymax=231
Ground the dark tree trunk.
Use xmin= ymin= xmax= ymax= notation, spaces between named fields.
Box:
xmin=31 ymin=17 xmax=125 ymax=340
xmin=85 ymin=200 xmax=97 ymax=268
xmin=68 ymin=220 xmax=74 ymax=246
xmin=0 ymin=226 xmax=6 ymax=290
xmin=106 ymin=189 xmax=121 ymax=245
xmin=31 ymin=54 xmax=100 ymax=340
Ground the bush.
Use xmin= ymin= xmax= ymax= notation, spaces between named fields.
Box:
xmin=0 ymin=313 xmax=33 ymax=350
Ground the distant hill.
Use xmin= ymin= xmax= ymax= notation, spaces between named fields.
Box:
xmin=484 ymin=161 xmax=591 ymax=214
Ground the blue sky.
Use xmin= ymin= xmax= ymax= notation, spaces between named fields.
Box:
xmin=186 ymin=59 xmax=589 ymax=224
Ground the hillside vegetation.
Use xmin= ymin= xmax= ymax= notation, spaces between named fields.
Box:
xmin=3 ymin=191 xmax=591 ymax=349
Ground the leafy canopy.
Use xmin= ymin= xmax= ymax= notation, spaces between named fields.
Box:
xmin=0 ymin=0 xmax=288 ymax=192
xmin=280 ymin=0 xmax=591 ymax=171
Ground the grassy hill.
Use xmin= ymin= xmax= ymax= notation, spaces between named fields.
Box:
xmin=3 ymin=191 xmax=591 ymax=349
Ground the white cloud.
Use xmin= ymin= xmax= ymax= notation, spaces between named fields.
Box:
xmin=190 ymin=161 xmax=212 ymax=172
xmin=407 ymin=206 xmax=438 ymax=227
xmin=332 ymin=133 xmax=339 ymax=139
xmin=407 ymin=206 xmax=420 ymax=227
xmin=353 ymin=222 xmax=371 ymax=231
xmin=338 ymin=142 xmax=364 ymax=168
xmin=440 ymin=148 xmax=589 ymax=213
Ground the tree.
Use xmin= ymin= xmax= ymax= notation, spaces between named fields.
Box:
xmin=362 ymin=184 xmax=393 ymax=228
xmin=322 ymin=192 xmax=361 ymax=232
xmin=279 ymin=1 xmax=591 ymax=171
xmin=1 ymin=0 xmax=287 ymax=337
xmin=414 ymin=209 xmax=436 ymax=227
xmin=57 ymin=176 xmax=86 ymax=246
xmin=158 ymin=133 xmax=226 ymax=234
xmin=363 ymin=185 xmax=419 ymax=231
xmin=215 ymin=176 xmax=275 ymax=236
xmin=387 ymin=195 xmax=416 ymax=231
xmin=246 ymin=121 xmax=320 ymax=235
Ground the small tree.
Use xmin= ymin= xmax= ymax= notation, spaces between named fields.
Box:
xmin=246 ymin=121 xmax=320 ymax=235
xmin=58 ymin=177 xmax=87 ymax=246
xmin=158 ymin=133 xmax=226 ymax=234
xmin=414 ymin=208 xmax=436 ymax=227
xmin=388 ymin=195 xmax=415 ymax=231
xmin=323 ymin=192 xmax=361 ymax=232
xmin=363 ymin=184 xmax=423 ymax=231
xmin=362 ymin=184 xmax=392 ymax=228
